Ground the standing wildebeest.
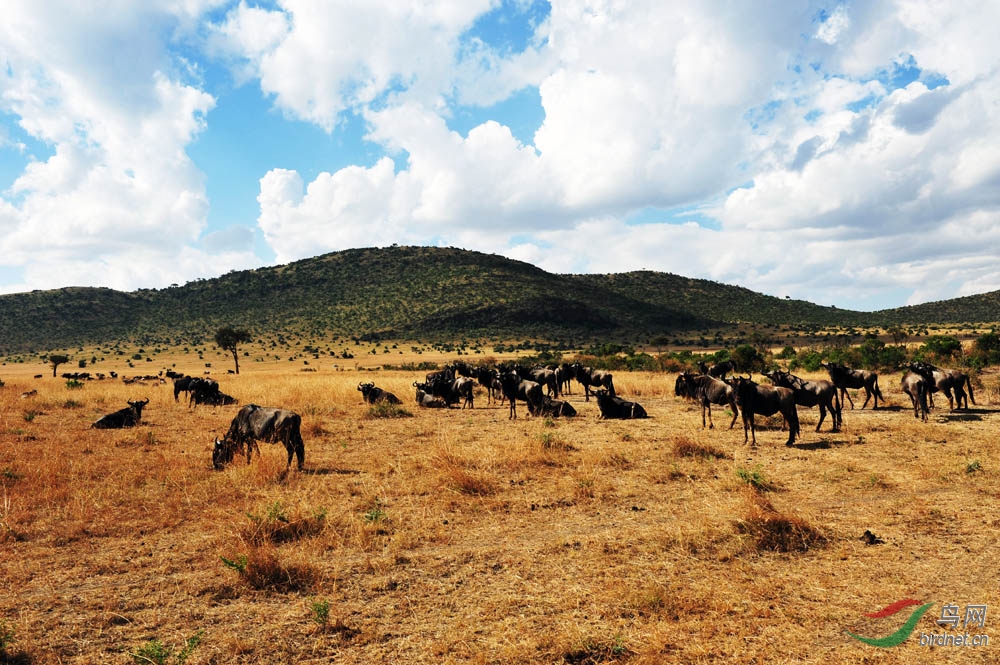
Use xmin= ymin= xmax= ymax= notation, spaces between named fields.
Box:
xmin=910 ymin=362 xmax=975 ymax=411
xmin=572 ymin=363 xmax=615 ymax=401
xmin=901 ymin=366 xmax=932 ymax=421
xmin=173 ymin=376 xmax=198 ymax=402
xmin=358 ymin=382 xmax=402 ymax=405
xmin=820 ymin=362 xmax=884 ymax=409
xmin=730 ymin=377 xmax=799 ymax=446
xmin=697 ymin=360 xmax=735 ymax=379
xmin=212 ymin=404 xmax=305 ymax=471
xmin=764 ymin=370 xmax=842 ymax=432
xmin=189 ymin=378 xmax=237 ymax=406
xmin=674 ymin=372 xmax=738 ymax=429
xmin=92 ymin=398 xmax=150 ymax=429
xmin=593 ymin=389 xmax=647 ymax=419
xmin=516 ymin=366 xmax=559 ymax=398
xmin=498 ymin=371 xmax=543 ymax=419
xmin=415 ymin=375 xmax=475 ymax=409
xmin=556 ymin=363 xmax=576 ymax=395
xmin=473 ymin=367 xmax=503 ymax=405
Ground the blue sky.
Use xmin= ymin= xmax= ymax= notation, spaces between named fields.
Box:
xmin=2 ymin=1 xmax=1000 ymax=312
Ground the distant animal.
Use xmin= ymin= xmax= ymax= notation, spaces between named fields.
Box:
xmin=92 ymin=398 xmax=150 ymax=429
xmin=20 ymin=389 xmax=37 ymax=399
xmin=674 ymin=372 xmax=738 ymax=429
xmin=901 ymin=367 xmax=932 ymax=421
xmin=188 ymin=377 xmax=233 ymax=407
xmin=536 ymin=396 xmax=577 ymax=418
xmin=415 ymin=388 xmax=448 ymax=408
xmin=730 ymin=377 xmax=799 ymax=446
xmin=572 ymin=364 xmax=615 ymax=401
xmin=498 ymin=371 xmax=543 ymax=419
xmin=358 ymin=382 xmax=402 ymax=405
xmin=820 ymin=362 xmax=883 ymax=409
xmin=593 ymin=389 xmax=647 ymax=419
xmin=697 ymin=360 xmax=735 ymax=379
xmin=173 ymin=375 xmax=206 ymax=402
xmin=213 ymin=404 xmax=304 ymax=470
xmin=413 ymin=375 xmax=475 ymax=409
xmin=764 ymin=370 xmax=842 ymax=432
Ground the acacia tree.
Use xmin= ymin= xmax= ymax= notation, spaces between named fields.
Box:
xmin=214 ymin=327 xmax=252 ymax=375
xmin=47 ymin=354 xmax=70 ymax=377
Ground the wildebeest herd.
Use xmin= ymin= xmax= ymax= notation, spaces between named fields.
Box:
xmin=83 ymin=358 xmax=978 ymax=470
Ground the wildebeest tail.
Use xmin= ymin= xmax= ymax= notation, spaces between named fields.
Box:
xmin=874 ymin=376 xmax=885 ymax=401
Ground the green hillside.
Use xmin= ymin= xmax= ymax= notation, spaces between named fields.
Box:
xmin=0 ymin=245 xmax=995 ymax=354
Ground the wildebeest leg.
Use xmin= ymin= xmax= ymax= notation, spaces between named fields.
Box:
xmin=785 ymin=408 xmax=799 ymax=446
xmin=816 ymin=404 xmax=826 ymax=432
xmin=840 ymin=388 xmax=855 ymax=409
xmin=701 ymin=399 xmax=713 ymax=429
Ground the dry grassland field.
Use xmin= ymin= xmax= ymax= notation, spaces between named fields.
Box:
xmin=2 ymin=351 xmax=1000 ymax=664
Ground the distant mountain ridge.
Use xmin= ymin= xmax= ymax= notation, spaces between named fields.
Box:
xmin=0 ymin=245 xmax=996 ymax=353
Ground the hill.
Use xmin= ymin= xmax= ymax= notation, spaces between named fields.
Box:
xmin=0 ymin=246 xmax=995 ymax=353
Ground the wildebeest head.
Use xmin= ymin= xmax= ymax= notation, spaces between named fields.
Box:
xmin=128 ymin=397 xmax=150 ymax=413
xmin=212 ymin=437 xmax=238 ymax=470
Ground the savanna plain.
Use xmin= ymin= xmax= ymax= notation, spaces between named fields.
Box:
xmin=1 ymin=348 xmax=999 ymax=664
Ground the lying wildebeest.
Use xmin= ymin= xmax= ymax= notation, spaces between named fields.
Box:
xmin=537 ymin=396 xmax=577 ymax=418
xmin=192 ymin=388 xmax=238 ymax=406
xmin=697 ymin=360 xmax=735 ymax=379
xmin=212 ymin=404 xmax=304 ymax=470
xmin=415 ymin=388 xmax=448 ymax=408
xmin=764 ymin=370 xmax=841 ymax=432
xmin=593 ymin=388 xmax=647 ymax=419
xmin=910 ymin=361 xmax=975 ymax=411
xmin=573 ymin=363 xmax=615 ymax=401
xmin=674 ymin=371 xmax=738 ymax=429
xmin=358 ymin=382 xmax=402 ymax=405
xmin=498 ymin=371 xmax=543 ymax=419
xmin=901 ymin=366 xmax=932 ymax=421
xmin=820 ymin=362 xmax=884 ymax=409
xmin=730 ymin=377 xmax=799 ymax=446
xmin=92 ymin=398 xmax=150 ymax=429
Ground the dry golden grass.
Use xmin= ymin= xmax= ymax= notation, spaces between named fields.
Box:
xmin=1 ymin=360 xmax=999 ymax=663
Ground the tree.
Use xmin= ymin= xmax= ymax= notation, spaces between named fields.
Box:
xmin=47 ymin=354 xmax=70 ymax=377
xmin=214 ymin=327 xmax=252 ymax=375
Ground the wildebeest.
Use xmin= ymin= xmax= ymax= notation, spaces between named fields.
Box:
xmin=415 ymin=388 xmax=448 ymax=408
xmin=556 ymin=363 xmax=576 ymax=395
xmin=910 ymin=361 xmax=975 ymax=411
xmin=498 ymin=371 xmax=543 ymax=419
xmin=518 ymin=366 xmax=559 ymax=397
xmin=192 ymin=387 xmax=239 ymax=406
xmin=92 ymin=398 xmax=150 ymax=429
xmin=820 ymin=362 xmax=884 ymax=409
xmin=414 ymin=375 xmax=475 ymax=409
xmin=536 ymin=396 xmax=577 ymax=418
xmin=212 ymin=404 xmax=305 ymax=470
xmin=901 ymin=367 xmax=932 ymax=421
xmin=358 ymin=382 xmax=402 ymax=405
xmin=674 ymin=371 xmax=738 ymax=429
xmin=730 ymin=377 xmax=799 ymax=446
xmin=473 ymin=367 xmax=503 ymax=405
xmin=593 ymin=389 xmax=647 ymax=419
xmin=572 ymin=363 xmax=615 ymax=401
xmin=174 ymin=376 xmax=215 ymax=403
xmin=697 ymin=360 xmax=735 ymax=379
xmin=764 ymin=370 xmax=842 ymax=432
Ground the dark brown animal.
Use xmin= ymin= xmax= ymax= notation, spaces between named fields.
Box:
xmin=821 ymin=362 xmax=883 ymax=409
xmin=213 ymin=404 xmax=304 ymax=470
xmin=730 ymin=377 xmax=799 ymax=446
xmin=91 ymin=398 xmax=150 ymax=429
xmin=764 ymin=370 xmax=841 ymax=432
xmin=901 ymin=367 xmax=932 ymax=421
xmin=674 ymin=372 xmax=738 ymax=429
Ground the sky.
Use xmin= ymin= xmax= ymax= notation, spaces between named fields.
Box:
xmin=2 ymin=1 xmax=1000 ymax=312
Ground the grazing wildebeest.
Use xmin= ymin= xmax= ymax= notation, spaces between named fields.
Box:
xmin=820 ymin=362 xmax=884 ymax=409
xmin=92 ymin=398 xmax=150 ymax=429
xmin=674 ymin=371 xmax=738 ymax=429
xmin=901 ymin=367 xmax=932 ymax=421
xmin=910 ymin=362 xmax=975 ymax=411
xmin=537 ymin=396 xmax=577 ymax=418
xmin=764 ymin=370 xmax=842 ymax=432
xmin=572 ymin=363 xmax=615 ymax=401
xmin=415 ymin=388 xmax=448 ymax=408
xmin=697 ymin=360 xmax=735 ymax=379
xmin=212 ymin=404 xmax=304 ymax=471
xmin=593 ymin=389 xmax=647 ymax=419
xmin=730 ymin=377 xmax=799 ymax=446
xmin=358 ymin=382 xmax=402 ymax=405
xmin=498 ymin=371 xmax=543 ymax=419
